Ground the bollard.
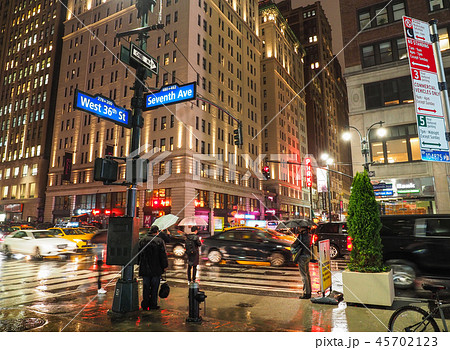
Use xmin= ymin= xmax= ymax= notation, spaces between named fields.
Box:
xmin=186 ymin=282 xmax=207 ymax=322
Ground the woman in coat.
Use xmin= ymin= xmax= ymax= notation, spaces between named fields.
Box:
xmin=185 ymin=225 xmax=202 ymax=283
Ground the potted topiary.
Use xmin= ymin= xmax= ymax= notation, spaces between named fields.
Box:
xmin=342 ymin=171 xmax=394 ymax=306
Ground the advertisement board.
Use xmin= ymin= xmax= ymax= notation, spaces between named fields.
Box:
xmin=318 ymin=239 xmax=332 ymax=293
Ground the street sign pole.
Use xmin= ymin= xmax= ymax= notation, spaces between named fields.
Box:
xmin=111 ymin=0 xmax=155 ymax=314
xmin=429 ymin=20 xmax=450 ymax=143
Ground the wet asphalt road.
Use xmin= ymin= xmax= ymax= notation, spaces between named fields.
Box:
xmin=1 ymin=251 xmax=447 ymax=310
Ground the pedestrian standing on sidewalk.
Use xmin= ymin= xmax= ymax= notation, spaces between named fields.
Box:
xmin=138 ymin=225 xmax=169 ymax=310
xmin=291 ymin=224 xmax=312 ymax=299
xmin=185 ymin=226 xmax=202 ymax=283
xmin=90 ymin=229 xmax=107 ymax=294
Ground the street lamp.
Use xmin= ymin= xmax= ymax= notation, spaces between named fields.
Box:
xmin=342 ymin=121 xmax=386 ymax=172
xmin=320 ymin=153 xmax=334 ymax=222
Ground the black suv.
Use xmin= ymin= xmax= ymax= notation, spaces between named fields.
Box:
xmin=314 ymin=222 xmax=350 ymax=259
xmin=380 ymin=214 xmax=450 ymax=289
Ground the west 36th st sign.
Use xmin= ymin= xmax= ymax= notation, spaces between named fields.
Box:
xmin=74 ymin=89 xmax=132 ymax=128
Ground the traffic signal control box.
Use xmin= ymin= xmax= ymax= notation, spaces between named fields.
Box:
xmin=106 ymin=216 xmax=139 ymax=266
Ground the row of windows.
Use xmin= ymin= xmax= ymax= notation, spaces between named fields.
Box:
xmin=1 ymin=182 xmax=36 ymax=200
xmin=0 ymin=164 xmax=38 ymax=180
xmin=1 ymin=144 xmax=41 ymax=162
xmin=358 ymin=1 xmax=406 ymax=30
xmin=361 ymin=28 xmax=449 ymax=68
xmin=365 ymin=70 xmax=450 ymax=110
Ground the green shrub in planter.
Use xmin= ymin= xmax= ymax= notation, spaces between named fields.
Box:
xmin=347 ymin=171 xmax=389 ymax=273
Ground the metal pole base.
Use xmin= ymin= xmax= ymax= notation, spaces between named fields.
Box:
xmin=111 ymin=278 xmax=139 ymax=313
xmin=186 ymin=316 xmax=202 ymax=323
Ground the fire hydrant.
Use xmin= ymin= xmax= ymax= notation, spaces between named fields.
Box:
xmin=186 ymin=282 xmax=207 ymax=322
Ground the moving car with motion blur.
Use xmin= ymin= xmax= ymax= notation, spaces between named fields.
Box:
xmin=201 ymin=226 xmax=293 ymax=266
xmin=2 ymin=230 xmax=77 ymax=259
xmin=380 ymin=214 xmax=450 ymax=289
xmin=47 ymin=227 xmax=95 ymax=250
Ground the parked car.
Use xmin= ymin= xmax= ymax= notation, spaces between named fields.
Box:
xmin=380 ymin=214 xmax=450 ymax=289
xmin=200 ymin=226 xmax=293 ymax=267
xmin=314 ymin=222 xmax=351 ymax=259
xmin=2 ymin=230 xmax=77 ymax=259
xmin=47 ymin=227 xmax=94 ymax=250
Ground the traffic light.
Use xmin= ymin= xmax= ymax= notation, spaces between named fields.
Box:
xmin=94 ymin=158 xmax=118 ymax=183
xmin=233 ymin=122 xmax=243 ymax=146
xmin=262 ymin=165 xmax=271 ymax=180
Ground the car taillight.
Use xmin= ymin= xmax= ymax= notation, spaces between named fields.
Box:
xmin=347 ymin=236 xmax=353 ymax=251
xmin=310 ymin=233 xmax=318 ymax=245
xmin=200 ymin=238 xmax=204 ymax=244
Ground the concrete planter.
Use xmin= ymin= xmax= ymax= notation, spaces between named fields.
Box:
xmin=342 ymin=269 xmax=395 ymax=306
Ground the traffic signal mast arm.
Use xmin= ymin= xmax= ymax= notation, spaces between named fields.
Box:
xmin=266 ymin=160 xmax=353 ymax=179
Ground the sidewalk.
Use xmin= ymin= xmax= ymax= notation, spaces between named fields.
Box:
xmin=0 ymin=272 xmax=401 ymax=332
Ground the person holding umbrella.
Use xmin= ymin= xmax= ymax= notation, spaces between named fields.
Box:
xmin=290 ymin=221 xmax=312 ymax=299
xmin=138 ymin=225 xmax=169 ymax=310
xmin=185 ymin=225 xmax=202 ymax=283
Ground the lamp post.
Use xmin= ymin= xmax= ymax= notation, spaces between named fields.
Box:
xmin=343 ymin=121 xmax=386 ymax=172
xmin=320 ymin=154 xmax=333 ymax=222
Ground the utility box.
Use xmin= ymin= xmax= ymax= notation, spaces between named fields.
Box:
xmin=106 ymin=216 xmax=139 ymax=266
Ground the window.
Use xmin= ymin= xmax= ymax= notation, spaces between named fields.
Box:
xmin=364 ymin=76 xmax=413 ymax=109
xmin=439 ymin=27 xmax=449 ymax=51
xmin=358 ymin=1 xmax=406 ymax=30
xmin=361 ymin=38 xmax=406 ymax=67
xmin=29 ymin=183 xmax=36 ymax=198
xmin=370 ymin=124 xmax=420 ymax=165
xmin=428 ymin=0 xmax=449 ymax=12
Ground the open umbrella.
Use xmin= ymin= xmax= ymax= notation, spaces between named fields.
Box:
xmin=276 ymin=219 xmax=314 ymax=231
xmin=178 ymin=216 xmax=208 ymax=226
xmin=151 ymin=214 xmax=179 ymax=230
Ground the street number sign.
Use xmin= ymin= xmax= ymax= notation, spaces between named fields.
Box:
xmin=74 ymin=89 xmax=132 ymax=128
xmin=403 ymin=16 xmax=449 ymax=162
xmin=130 ymin=43 xmax=158 ymax=75
xmin=144 ymin=82 xmax=196 ymax=110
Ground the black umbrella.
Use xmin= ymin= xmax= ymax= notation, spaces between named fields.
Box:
xmin=276 ymin=219 xmax=314 ymax=230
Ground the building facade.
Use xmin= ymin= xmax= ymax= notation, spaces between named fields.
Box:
xmin=0 ymin=0 xmax=67 ymax=223
xmin=340 ymin=0 xmax=450 ymax=214
xmin=278 ymin=0 xmax=352 ymax=220
xmin=258 ymin=1 xmax=310 ymax=220
xmin=45 ymin=0 xmax=266 ymax=229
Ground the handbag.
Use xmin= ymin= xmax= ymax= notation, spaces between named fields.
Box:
xmin=291 ymin=242 xmax=302 ymax=263
xmin=159 ymin=273 xmax=170 ymax=299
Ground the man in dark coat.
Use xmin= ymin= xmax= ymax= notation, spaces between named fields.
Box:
xmin=185 ymin=226 xmax=202 ymax=283
xmin=138 ymin=225 xmax=168 ymax=310
xmin=291 ymin=225 xmax=312 ymax=299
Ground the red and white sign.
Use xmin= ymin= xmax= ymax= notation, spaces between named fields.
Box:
xmin=305 ymin=157 xmax=313 ymax=188
xmin=403 ymin=16 xmax=450 ymax=162
xmin=406 ymin=39 xmax=437 ymax=73
xmin=403 ymin=16 xmax=431 ymax=44
xmin=411 ymin=69 xmax=443 ymax=117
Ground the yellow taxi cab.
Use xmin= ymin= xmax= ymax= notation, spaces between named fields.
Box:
xmin=47 ymin=227 xmax=95 ymax=250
